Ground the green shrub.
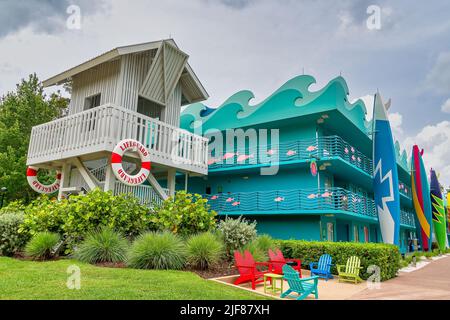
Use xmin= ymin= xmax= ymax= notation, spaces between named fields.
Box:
xmin=186 ymin=232 xmax=224 ymax=270
xmin=20 ymin=190 xmax=150 ymax=252
xmin=277 ymin=240 xmax=400 ymax=281
xmin=0 ymin=212 xmax=30 ymax=256
xmin=20 ymin=196 xmax=64 ymax=235
xmin=240 ymin=235 xmax=278 ymax=262
xmin=151 ymin=191 xmax=217 ymax=236
xmin=74 ymin=227 xmax=129 ymax=264
xmin=254 ymin=234 xmax=278 ymax=253
xmin=217 ymin=216 xmax=257 ymax=258
xmin=25 ymin=232 xmax=60 ymax=260
xmin=241 ymin=241 xmax=267 ymax=262
xmin=0 ymin=201 xmax=25 ymax=215
xmin=127 ymin=232 xmax=186 ymax=270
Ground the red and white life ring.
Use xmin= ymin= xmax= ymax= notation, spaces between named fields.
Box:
xmin=26 ymin=166 xmax=61 ymax=194
xmin=111 ymin=139 xmax=151 ymax=186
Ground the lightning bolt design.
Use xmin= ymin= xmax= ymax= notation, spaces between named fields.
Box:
xmin=431 ymin=195 xmax=445 ymax=222
xmin=373 ymin=158 xmax=396 ymax=244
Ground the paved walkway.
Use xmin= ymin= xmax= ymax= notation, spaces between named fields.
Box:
xmin=352 ymin=255 xmax=450 ymax=300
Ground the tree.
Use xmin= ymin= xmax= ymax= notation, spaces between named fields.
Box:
xmin=0 ymin=74 xmax=68 ymax=203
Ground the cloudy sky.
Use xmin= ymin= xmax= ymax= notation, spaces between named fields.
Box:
xmin=0 ymin=0 xmax=449 ymax=186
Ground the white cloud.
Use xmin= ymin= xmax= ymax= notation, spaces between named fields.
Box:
xmin=425 ymin=51 xmax=450 ymax=94
xmin=441 ymin=98 xmax=450 ymax=113
xmin=403 ymin=121 xmax=450 ymax=188
xmin=389 ymin=112 xmax=404 ymax=135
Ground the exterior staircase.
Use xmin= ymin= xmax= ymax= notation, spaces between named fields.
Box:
xmin=67 ymin=160 xmax=167 ymax=207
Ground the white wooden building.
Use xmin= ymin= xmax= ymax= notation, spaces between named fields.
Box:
xmin=27 ymin=39 xmax=209 ymax=204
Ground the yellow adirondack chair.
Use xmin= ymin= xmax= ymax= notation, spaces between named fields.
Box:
xmin=337 ymin=256 xmax=363 ymax=284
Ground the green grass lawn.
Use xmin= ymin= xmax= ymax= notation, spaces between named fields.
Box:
xmin=0 ymin=257 xmax=267 ymax=300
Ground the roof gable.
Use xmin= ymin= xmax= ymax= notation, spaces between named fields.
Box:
xmin=43 ymin=39 xmax=208 ymax=104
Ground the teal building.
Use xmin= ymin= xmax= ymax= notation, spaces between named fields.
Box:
xmin=179 ymin=75 xmax=416 ymax=253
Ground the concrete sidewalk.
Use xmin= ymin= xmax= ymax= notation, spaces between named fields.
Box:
xmin=352 ymin=255 xmax=450 ymax=300
xmin=212 ymin=269 xmax=368 ymax=300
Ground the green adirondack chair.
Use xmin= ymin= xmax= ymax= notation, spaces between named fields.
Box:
xmin=337 ymin=256 xmax=363 ymax=284
xmin=280 ymin=265 xmax=319 ymax=300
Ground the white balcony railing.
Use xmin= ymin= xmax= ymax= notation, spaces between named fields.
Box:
xmin=27 ymin=104 xmax=208 ymax=174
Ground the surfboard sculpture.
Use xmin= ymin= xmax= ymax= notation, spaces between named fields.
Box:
xmin=372 ymin=93 xmax=401 ymax=246
xmin=447 ymin=191 xmax=450 ymax=248
xmin=411 ymin=146 xmax=433 ymax=251
xmin=430 ymin=169 xmax=446 ymax=252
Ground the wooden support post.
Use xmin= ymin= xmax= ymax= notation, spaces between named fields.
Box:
xmin=104 ymin=156 xmax=116 ymax=192
xmin=146 ymin=172 xmax=169 ymax=201
xmin=184 ymin=172 xmax=189 ymax=192
xmin=72 ymin=157 xmax=98 ymax=191
xmin=58 ymin=163 xmax=71 ymax=201
xmin=167 ymin=168 xmax=176 ymax=197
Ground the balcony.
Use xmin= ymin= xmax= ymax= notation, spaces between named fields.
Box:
xmin=204 ymin=187 xmax=377 ymax=219
xmin=400 ymin=209 xmax=416 ymax=228
xmin=398 ymin=181 xmax=412 ymax=200
xmin=208 ymin=135 xmax=373 ymax=176
xmin=27 ymin=104 xmax=209 ymax=175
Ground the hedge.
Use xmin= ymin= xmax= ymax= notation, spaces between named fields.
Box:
xmin=276 ymin=240 xmax=400 ymax=281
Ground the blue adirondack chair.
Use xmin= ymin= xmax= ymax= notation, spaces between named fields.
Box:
xmin=281 ymin=265 xmax=319 ymax=300
xmin=309 ymin=254 xmax=333 ymax=280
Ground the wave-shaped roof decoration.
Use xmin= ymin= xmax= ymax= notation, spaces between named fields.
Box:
xmin=180 ymin=74 xmax=411 ymax=174
xmin=395 ymin=141 xmax=411 ymax=173
xmin=180 ymin=75 xmax=372 ymax=134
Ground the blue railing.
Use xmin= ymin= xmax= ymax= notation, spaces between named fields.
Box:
xmin=205 ymin=187 xmax=377 ymax=218
xmin=208 ymin=135 xmax=373 ymax=176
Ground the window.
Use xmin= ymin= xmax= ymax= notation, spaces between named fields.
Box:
xmin=137 ymin=96 xmax=163 ymax=120
xmin=363 ymin=226 xmax=369 ymax=243
xmin=205 ymin=186 xmax=211 ymax=195
xmin=85 ymin=94 xmax=101 ymax=110
xmin=327 ymin=223 xmax=334 ymax=241
xmin=353 ymin=225 xmax=359 ymax=242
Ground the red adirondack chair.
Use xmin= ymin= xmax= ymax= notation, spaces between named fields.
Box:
xmin=268 ymin=249 xmax=302 ymax=277
xmin=233 ymin=250 xmax=272 ymax=290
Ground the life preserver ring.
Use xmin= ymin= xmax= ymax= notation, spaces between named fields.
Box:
xmin=111 ymin=139 xmax=151 ymax=186
xmin=26 ymin=166 xmax=61 ymax=194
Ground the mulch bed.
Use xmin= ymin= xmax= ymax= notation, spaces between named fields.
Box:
xmin=189 ymin=262 xmax=239 ymax=279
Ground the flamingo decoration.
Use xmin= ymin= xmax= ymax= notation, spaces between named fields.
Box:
xmin=274 ymin=197 xmax=285 ymax=202
xmin=321 ymin=192 xmax=333 ymax=198
xmin=232 ymin=201 xmax=240 ymax=206
xmin=226 ymin=197 xmax=234 ymax=203
xmin=223 ymin=152 xmax=236 ymax=160
xmin=344 ymin=147 xmax=349 ymax=154
xmin=237 ymin=154 xmax=254 ymax=162
xmin=286 ymin=150 xmax=297 ymax=156
xmin=208 ymin=158 xmax=218 ymax=165
xmin=306 ymin=146 xmax=317 ymax=152
xmin=307 ymin=194 xmax=317 ymax=199
xmin=267 ymin=149 xmax=277 ymax=156
xmin=210 ymin=195 xmax=219 ymax=200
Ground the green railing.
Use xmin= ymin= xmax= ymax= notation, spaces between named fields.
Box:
xmin=205 ymin=187 xmax=377 ymax=218
xmin=208 ymin=135 xmax=373 ymax=176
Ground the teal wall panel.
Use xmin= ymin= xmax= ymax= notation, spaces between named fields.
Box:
xmin=247 ymin=215 xmax=321 ymax=241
